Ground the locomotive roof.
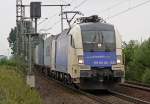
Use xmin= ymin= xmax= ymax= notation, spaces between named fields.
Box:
xmin=56 ymin=22 xmax=114 ymax=38
xmin=79 ymin=22 xmax=114 ymax=31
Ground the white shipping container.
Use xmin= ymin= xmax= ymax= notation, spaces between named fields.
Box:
xmin=44 ymin=36 xmax=53 ymax=67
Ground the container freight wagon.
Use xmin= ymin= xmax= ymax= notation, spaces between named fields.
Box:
xmin=35 ymin=35 xmax=56 ymax=71
xmin=35 ymin=15 xmax=125 ymax=89
xmin=35 ymin=38 xmax=44 ymax=66
xmin=44 ymin=35 xmax=56 ymax=70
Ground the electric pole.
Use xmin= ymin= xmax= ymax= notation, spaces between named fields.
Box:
xmin=61 ymin=6 xmax=63 ymax=32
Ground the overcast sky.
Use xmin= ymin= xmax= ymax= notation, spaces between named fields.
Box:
xmin=0 ymin=0 xmax=150 ymax=56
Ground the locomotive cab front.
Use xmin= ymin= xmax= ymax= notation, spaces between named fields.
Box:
xmin=70 ymin=21 xmax=125 ymax=89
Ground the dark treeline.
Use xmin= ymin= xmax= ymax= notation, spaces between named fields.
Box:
xmin=123 ymin=38 xmax=150 ymax=84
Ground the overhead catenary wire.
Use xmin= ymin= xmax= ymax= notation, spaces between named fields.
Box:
xmin=45 ymin=0 xmax=75 ymax=22
xmin=60 ymin=0 xmax=71 ymax=5
xmin=69 ymin=0 xmax=74 ymax=5
xmin=72 ymin=0 xmax=89 ymax=11
xmin=43 ymin=0 xmax=89 ymax=32
xmin=60 ymin=0 xmax=89 ymax=28
xmin=48 ymin=0 xmax=75 ymax=19
xmin=105 ymin=0 xmax=150 ymax=20
xmin=39 ymin=0 xmax=75 ymax=32
xmin=99 ymin=0 xmax=130 ymax=14
xmin=41 ymin=20 xmax=60 ymax=32
xmin=38 ymin=18 xmax=48 ymax=25
xmin=45 ymin=0 xmax=150 ymax=32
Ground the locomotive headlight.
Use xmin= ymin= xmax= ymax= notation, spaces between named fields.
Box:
xmin=117 ymin=59 xmax=121 ymax=64
xmin=98 ymin=43 xmax=102 ymax=48
xmin=78 ymin=56 xmax=84 ymax=64
xmin=117 ymin=55 xmax=121 ymax=64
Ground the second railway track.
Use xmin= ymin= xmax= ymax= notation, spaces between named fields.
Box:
xmin=108 ymin=90 xmax=150 ymax=104
xmin=120 ymin=81 xmax=150 ymax=92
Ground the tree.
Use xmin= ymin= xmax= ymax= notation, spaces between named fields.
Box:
xmin=123 ymin=40 xmax=139 ymax=67
xmin=8 ymin=27 xmax=17 ymax=54
xmin=124 ymin=38 xmax=150 ymax=84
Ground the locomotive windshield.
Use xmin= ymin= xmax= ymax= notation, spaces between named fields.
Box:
xmin=81 ymin=30 xmax=116 ymax=52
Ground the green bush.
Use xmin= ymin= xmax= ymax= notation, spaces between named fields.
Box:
xmin=0 ymin=67 xmax=42 ymax=104
xmin=124 ymin=39 xmax=150 ymax=85
xmin=0 ymin=57 xmax=27 ymax=76
xmin=125 ymin=60 xmax=144 ymax=82
xmin=0 ymin=57 xmax=43 ymax=104
xmin=142 ymin=69 xmax=150 ymax=84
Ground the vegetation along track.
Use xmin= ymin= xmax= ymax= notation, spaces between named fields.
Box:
xmin=36 ymin=70 xmax=150 ymax=104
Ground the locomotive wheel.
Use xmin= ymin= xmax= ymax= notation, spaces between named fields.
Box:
xmin=66 ymin=74 xmax=72 ymax=85
xmin=51 ymin=71 xmax=55 ymax=79
xmin=47 ymin=68 xmax=50 ymax=76
xmin=60 ymin=73 xmax=63 ymax=81
xmin=62 ymin=73 xmax=67 ymax=84
xmin=58 ymin=72 xmax=61 ymax=81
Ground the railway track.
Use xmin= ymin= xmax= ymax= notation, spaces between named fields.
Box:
xmin=120 ymin=81 xmax=150 ymax=92
xmin=125 ymin=81 xmax=150 ymax=87
xmin=85 ymin=89 xmax=150 ymax=104
xmin=108 ymin=90 xmax=150 ymax=104
xmin=58 ymin=81 xmax=150 ymax=104
xmin=36 ymin=71 xmax=150 ymax=104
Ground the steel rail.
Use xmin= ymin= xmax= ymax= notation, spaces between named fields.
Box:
xmin=125 ymin=81 xmax=150 ymax=88
xmin=120 ymin=81 xmax=150 ymax=92
xmin=108 ymin=90 xmax=150 ymax=104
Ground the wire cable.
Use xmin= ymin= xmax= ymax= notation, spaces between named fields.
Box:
xmin=42 ymin=0 xmax=87 ymax=32
xmin=44 ymin=20 xmax=60 ymax=32
xmin=39 ymin=0 xmax=75 ymax=31
xmin=105 ymin=0 xmax=150 ymax=20
xmin=41 ymin=0 xmax=88 ymax=32
xmin=99 ymin=0 xmax=130 ymax=14
xmin=72 ymin=0 xmax=89 ymax=11
xmin=63 ymin=0 xmax=74 ymax=10
xmin=38 ymin=18 xmax=48 ymax=25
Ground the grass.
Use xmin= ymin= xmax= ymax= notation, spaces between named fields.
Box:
xmin=0 ymin=57 xmax=43 ymax=104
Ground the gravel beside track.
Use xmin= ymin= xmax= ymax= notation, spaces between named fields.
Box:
xmin=35 ymin=72 xmax=101 ymax=104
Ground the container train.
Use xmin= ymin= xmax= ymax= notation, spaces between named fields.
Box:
xmin=35 ymin=15 xmax=125 ymax=89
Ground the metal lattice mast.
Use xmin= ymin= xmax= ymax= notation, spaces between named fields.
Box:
xmin=21 ymin=6 xmax=25 ymax=56
xmin=16 ymin=0 xmax=22 ymax=55
xmin=16 ymin=0 xmax=25 ymax=55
